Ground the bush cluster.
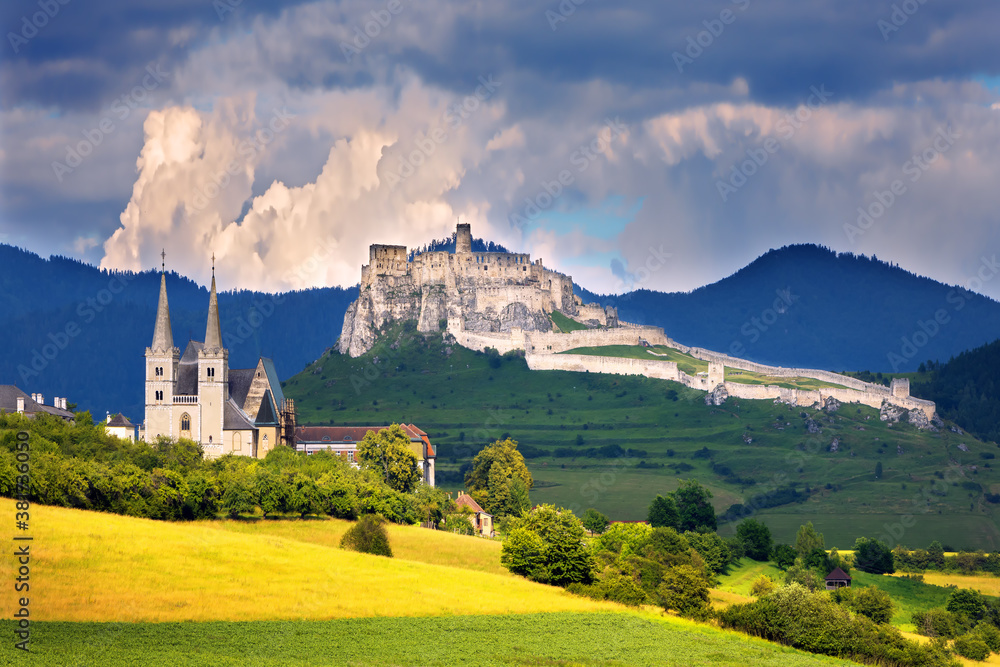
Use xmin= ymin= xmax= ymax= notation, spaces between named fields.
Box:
xmin=720 ymin=584 xmax=958 ymax=666
xmin=0 ymin=412 xmax=447 ymax=524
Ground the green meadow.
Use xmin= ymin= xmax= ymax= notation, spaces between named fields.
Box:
xmin=286 ymin=323 xmax=1000 ymax=549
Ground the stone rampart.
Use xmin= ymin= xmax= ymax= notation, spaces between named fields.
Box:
xmin=526 ymin=353 xmax=681 ymax=381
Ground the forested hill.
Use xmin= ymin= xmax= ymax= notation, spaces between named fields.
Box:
xmin=0 ymin=245 xmax=357 ymax=421
xmin=578 ymin=244 xmax=1000 ymax=373
xmin=912 ymin=340 xmax=1000 ymax=444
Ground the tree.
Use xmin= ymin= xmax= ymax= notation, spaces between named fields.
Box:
xmin=672 ymin=480 xmax=716 ymax=532
xmin=500 ymin=505 xmax=594 ymax=586
xmin=647 ymin=494 xmax=680 ymax=528
xmin=221 ymin=472 xmax=257 ymax=518
xmin=750 ymin=575 xmax=776 ymax=597
xmin=657 ymin=564 xmax=711 ymax=618
xmin=736 ymin=518 xmax=773 ymax=561
xmin=772 ymin=543 xmax=797 ymax=569
xmin=340 ymin=515 xmax=393 ymax=557
xmin=582 ymin=508 xmax=610 ymax=535
xmin=357 ymin=424 xmax=421 ymax=493
xmin=947 ymin=588 xmax=988 ymax=622
xmin=507 ymin=476 xmax=532 ymax=517
xmin=465 ymin=438 xmax=533 ymax=516
xmin=927 ymin=540 xmax=945 ymax=568
xmin=854 ymin=537 xmax=895 ymax=574
xmin=850 ymin=586 xmax=894 ymax=624
xmin=795 ymin=522 xmax=825 ymax=559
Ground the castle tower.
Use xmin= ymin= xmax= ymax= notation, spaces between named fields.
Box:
xmin=198 ymin=257 xmax=228 ymax=448
xmin=456 ymin=222 xmax=472 ymax=254
xmin=144 ymin=251 xmax=180 ymax=440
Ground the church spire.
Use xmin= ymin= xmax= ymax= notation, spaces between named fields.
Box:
xmin=204 ymin=253 xmax=222 ymax=351
xmin=151 ymin=249 xmax=174 ymax=352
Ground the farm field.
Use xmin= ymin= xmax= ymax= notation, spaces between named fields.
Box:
xmin=285 ymin=323 xmax=1000 ymax=549
xmin=0 ymin=499 xmax=610 ymax=623
xmin=0 ymin=613 xmax=860 ymax=667
xmin=0 ymin=501 xmax=866 ymax=667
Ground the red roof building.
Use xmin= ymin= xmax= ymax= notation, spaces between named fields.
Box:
xmin=455 ymin=492 xmax=493 ymax=538
xmin=294 ymin=424 xmax=435 ymax=486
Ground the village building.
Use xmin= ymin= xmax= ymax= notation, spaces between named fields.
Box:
xmin=105 ymin=413 xmax=136 ymax=441
xmin=294 ymin=424 xmax=435 ymax=486
xmin=455 ymin=492 xmax=493 ymax=538
xmin=0 ymin=386 xmax=74 ymax=420
xmin=141 ymin=255 xmax=296 ymax=458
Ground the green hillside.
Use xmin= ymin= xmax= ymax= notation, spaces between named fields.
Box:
xmin=284 ymin=322 xmax=1000 ymax=550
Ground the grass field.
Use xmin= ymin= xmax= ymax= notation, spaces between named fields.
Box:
xmin=285 ymin=323 xmax=1000 ymax=549
xmin=0 ymin=499 xmax=612 ymax=622
xmin=550 ymin=310 xmax=589 ymax=332
xmin=203 ymin=515 xmax=508 ymax=576
xmin=716 ymin=559 xmax=785 ymax=596
xmin=724 ymin=369 xmax=849 ymax=391
xmin=0 ymin=613 xmax=860 ymax=667
xmin=562 ymin=344 xmax=710 ymax=375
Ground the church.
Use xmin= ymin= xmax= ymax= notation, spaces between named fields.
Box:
xmin=141 ymin=258 xmax=296 ymax=458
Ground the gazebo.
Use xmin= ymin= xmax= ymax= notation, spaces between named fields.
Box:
xmin=825 ymin=567 xmax=852 ymax=590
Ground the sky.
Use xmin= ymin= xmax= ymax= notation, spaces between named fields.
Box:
xmin=2 ymin=0 xmax=1000 ymax=298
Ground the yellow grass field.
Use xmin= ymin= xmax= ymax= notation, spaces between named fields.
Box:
xmin=203 ymin=515 xmax=508 ymax=576
xmin=915 ymin=572 xmax=1000 ymax=596
xmin=0 ymin=499 xmax=618 ymax=623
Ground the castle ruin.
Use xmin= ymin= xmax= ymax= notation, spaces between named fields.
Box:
xmin=338 ymin=223 xmax=616 ymax=357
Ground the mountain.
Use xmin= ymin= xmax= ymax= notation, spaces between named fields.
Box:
xmin=4 ymin=241 xmax=1000 ymax=422
xmin=0 ymin=245 xmax=357 ymax=420
xmin=577 ymin=244 xmax=1000 ymax=373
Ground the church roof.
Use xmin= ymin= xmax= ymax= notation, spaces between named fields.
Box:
xmin=204 ymin=272 xmax=223 ymax=352
xmin=228 ymin=368 xmax=255 ymax=407
xmin=255 ymin=389 xmax=279 ymax=426
xmin=150 ymin=272 xmax=174 ymax=353
xmin=260 ymin=357 xmax=285 ymax=407
xmin=223 ymin=397 xmax=256 ymax=431
xmin=175 ymin=341 xmax=204 ymax=396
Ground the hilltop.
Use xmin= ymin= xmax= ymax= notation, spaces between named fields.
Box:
xmin=284 ymin=321 xmax=1000 ymax=550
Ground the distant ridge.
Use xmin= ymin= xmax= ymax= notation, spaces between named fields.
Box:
xmin=577 ymin=244 xmax=1000 ymax=373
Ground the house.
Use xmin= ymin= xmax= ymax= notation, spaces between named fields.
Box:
xmin=0 ymin=386 xmax=74 ymax=421
xmin=455 ymin=492 xmax=493 ymax=538
xmin=294 ymin=424 xmax=435 ymax=486
xmin=105 ymin=413 xmax=136 ymax=442
xmin=825 ymin=567 xmax=852 ymax=590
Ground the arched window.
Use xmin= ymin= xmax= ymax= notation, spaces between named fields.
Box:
xmin=180 ymin=413 xmax=191 ymax=435
xmin=233 ymin=432 xmax=241 ymax=452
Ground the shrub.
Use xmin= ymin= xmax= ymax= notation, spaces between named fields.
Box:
xmin=340 ymin=514 xmax=393 ymax=557
xmin=973 ymin=623 xmax=1000 ymax=652
xmin=851 ymin=586 xmax=894 ymax=625
xmin=953 ymin=635 xmax=990 ymax=661
xmin=750 ymin=575 xmax=776 ymax=597
xmin=912 ymin=608 xmax=964 ymax=639
xmin=441 ymin=512 xmax=476 ymax=536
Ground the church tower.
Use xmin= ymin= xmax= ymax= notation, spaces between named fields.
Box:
xmin=197 ymin=256 xmax=229 ymax=449
xmin=144 ymin=251 xmax=180 ymax=440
